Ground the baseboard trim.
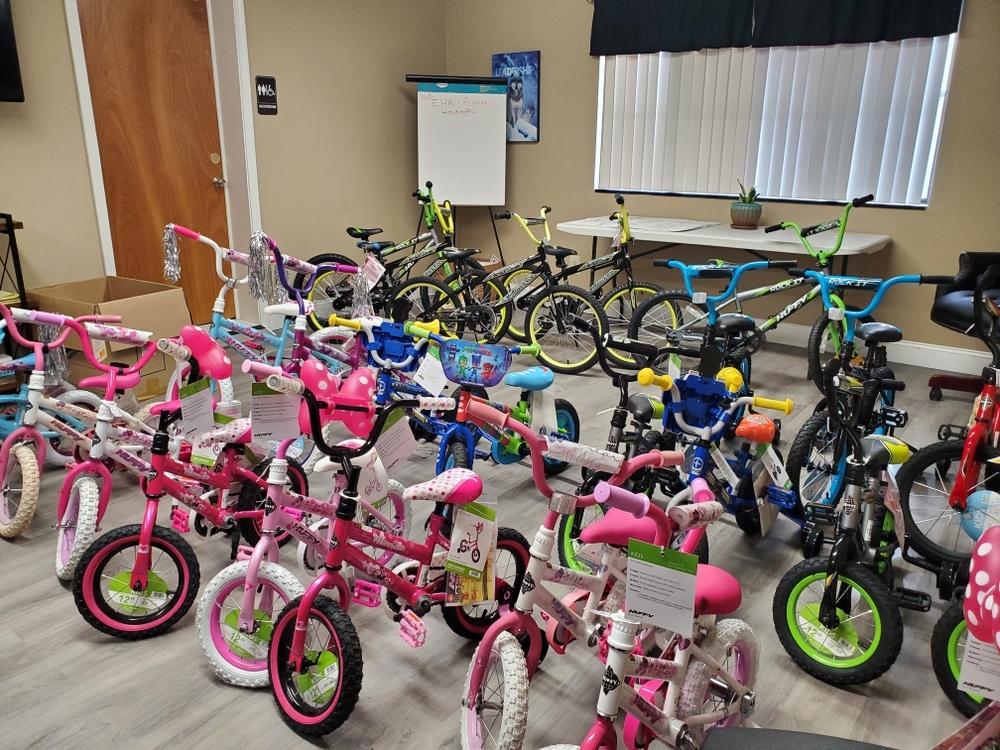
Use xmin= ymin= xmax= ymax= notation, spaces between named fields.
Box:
xmin=759 ymin=321 xmax=989 ymax=376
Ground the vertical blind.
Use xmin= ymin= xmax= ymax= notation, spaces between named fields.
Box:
xmin=595 ymin=35 xmax=957 ymax=205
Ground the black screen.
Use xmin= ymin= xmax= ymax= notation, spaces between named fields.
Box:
xmin=0 ymin=0 xmax=24 ymax=102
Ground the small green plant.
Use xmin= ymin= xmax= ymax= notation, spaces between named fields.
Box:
xmin=737 ymin=179 xmax=759 ymax=204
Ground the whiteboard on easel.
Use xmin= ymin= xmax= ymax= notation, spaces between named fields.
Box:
xmin=417 ymin=82 xmax=506 ymax=206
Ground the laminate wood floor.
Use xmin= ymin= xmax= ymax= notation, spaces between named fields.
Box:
xmin=0 ymin=344 xmax=975 ymax=749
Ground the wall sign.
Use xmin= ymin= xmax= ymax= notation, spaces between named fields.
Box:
xmin=492 ymin=51 xmax=539 ymax=142
xmin=256 ymin=76 xmax=277 ymax=115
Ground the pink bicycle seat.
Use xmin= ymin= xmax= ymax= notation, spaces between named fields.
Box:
xmin=579 ymin=507 xmax=659 ymax=547
xmin=197 ymin=417 xmax=252 ymax=446
xmin=180 ymin=325 xmax=233 ymax=380
xmin=403 ymin=468 xmax=482 ymax=505
xmin=79 ymin=370 xmax=142 ymax=391
xmin=694 ymin=564 xmax=742 ymax=616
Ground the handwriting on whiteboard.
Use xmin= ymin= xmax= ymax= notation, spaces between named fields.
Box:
xmin=419 ymin=92 xmax=491 ymax=116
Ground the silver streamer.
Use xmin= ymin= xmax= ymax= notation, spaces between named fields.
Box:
xmin=163 ymin=224 xmax=181 ymax=282
xmin=351 ymin=269 xmax=374 ymax=317
xmin=39 ymin=324 xmax=69 ymax=386
xmin=247 ymin=231 xmax=285 ymax=304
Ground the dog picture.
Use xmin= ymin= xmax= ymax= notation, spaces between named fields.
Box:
xmin=507 ymin=72 xmax=524 ymax=129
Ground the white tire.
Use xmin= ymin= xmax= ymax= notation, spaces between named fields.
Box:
xmin=44 ymin=389 xmax=101 ymax=467
xmin=195 ymin=560 xmax=305 ymax=688
xmin=0 ymin=444 xmax=40 ymax=538
xmin=55 ymin=475 xmax=100 ymax=580
xmin=537 ymin=746 xmax=581 ymax=749
xmin=460 ymin=631 xmax=529 ymax=750
xmin=678 ymin=618 xmax=760 ymax=743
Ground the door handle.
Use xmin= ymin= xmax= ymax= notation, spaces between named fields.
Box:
xmin=213 ymin=177 xmax=227 ymax=188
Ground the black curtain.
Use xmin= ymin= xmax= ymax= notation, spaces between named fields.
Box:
xmin=590 ymin=0 xmax=753 ymax=56
xmin=752 ymin=0 xmax=964 ymax=47
xmin=591 ymin=0 xmax=962 ymax=57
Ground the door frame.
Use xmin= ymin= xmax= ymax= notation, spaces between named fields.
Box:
xmin=64 ymin=0 xmax=260 ymax=323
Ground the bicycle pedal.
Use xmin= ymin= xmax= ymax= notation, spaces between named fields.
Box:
xmin=351 ymin=580 xmax=382 ymax=608
xmin=170 ymin=507 xmax=191 ymax=533
xmin=804 ymin=502 xmax=837 ymax=526
xmin=937 ymin=423 xmax=968 ymax=442
xmin=235 ymin=545 xmax=255 ymax=563
xmin=398 ymin=609 xmax=427 ymax=648
xmin=890 ymin=586 xmax=932 ymax=612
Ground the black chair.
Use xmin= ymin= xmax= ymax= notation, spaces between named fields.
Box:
xmin=927 ymin=251 xmax=1000 ymax=403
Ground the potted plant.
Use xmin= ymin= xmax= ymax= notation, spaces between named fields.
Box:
xmin=731 ymin=180 xmax=762 ymax=229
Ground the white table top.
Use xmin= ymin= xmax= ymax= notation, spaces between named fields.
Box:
xmin=555 ymin=215 xmax=890 ymax=256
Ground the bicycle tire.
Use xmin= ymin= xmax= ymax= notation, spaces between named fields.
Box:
xmin=391 ymin=275 xmax=466 ymax=338
xmin=443 ymin=268 xmax=510 ymax=343
xmin=54 ymin=474 xmax=100 ymax=581
xmin=895 ymin=440 xmax=1000 ymax=564
xmin=442 ymin=437 xmax=472 ymax=470
xmin=786 ymin=411 xmax=841 ymax=511
xmin=601 ymin=282 xmax=665 ymax=368
xmin=293 ymin=253 xmax=358 ymax=331
xmin=931 ymin=599 xmax=987 ymax=718
xmin=268 ymin=594 xmax=363 ymax=737
xmin=627 ymin=289 xmax=705 ymax=369
xmin=0 ymin=443 xmax=40 ymax=539
xmin=503 ymin=267 xmax=545 ymax=343
xmin=806 ymin=305 xmax=875 ymax=393
xmin=236 ymin=457 xmax=310 ymax=547
xmin=526 ymin=285 xmax=609 ymax=375
xmin=460 ymin=631 xmax=528 ymax=750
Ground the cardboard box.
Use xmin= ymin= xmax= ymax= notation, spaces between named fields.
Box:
xmin=67 ymin=348 xmax=173 ymax=402
xmin=27 ymin=277 xmax=191 ymax=352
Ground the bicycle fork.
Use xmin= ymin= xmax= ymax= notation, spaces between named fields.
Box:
xmin=820 ymin=458 xmax=867 ymax=628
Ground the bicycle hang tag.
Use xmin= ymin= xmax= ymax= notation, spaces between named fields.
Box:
xmin=414 ymin=347 xmax=448 ymax=396
xmin=250 ymin=382 xmax=300 ymax=442
xmin=374 ymin=408 xmax=417 ymax=471
xmin=114 ymin=389 xmax=140 ymax=415
xmin=667 ymin=353 xmax=682 ymax=381
xmin=958 ymin=635 xmax=1000 ymax=699
xmin=179 ymin=378 xmax=214 ymax=439
xmin=445 ymin=502 xmax=496 ymax=579
xmin=626 ymin=539 xmax=696 ymax=634
xmin=361 ymin=255 xmax=385 ymax=288
xmin=445 ymin=518 xmax=498 ymax=608
xmin=532 ymin=389 xmax=559 ymax=436
xmin=710 ymin=444 xmax=740 ymax=490
xmin=191 ymin=412 xmax=235 ymax=467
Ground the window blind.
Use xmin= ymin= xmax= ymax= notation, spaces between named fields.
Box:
xmin=595 ymin=35 xmax=957 ymax=205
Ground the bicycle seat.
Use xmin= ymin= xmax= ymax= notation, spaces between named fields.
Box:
xmin=504 ymin=366 xmax=554 ymax=391
xmin=541 ymin=245 xmax=577 ymax=259
xmin=179 ymin=325 xmax=233 ymax=380
xmin=855 ymin=321 xmax=902 ymax=344
xmin=716 ymin=314 xmax=756 ymax=335
xmin=264 ymin=301 xmax=313 ymax=318
xmin=402 ymin=468 xmax=482 ymax=505
xmin=443 ymin=248 xmax=480 ymax=263
xmin=700 ymin=729 xmax=896 ymax=750
xmin=196 ymin=417 xmax=252 ymax=446
xmin=346 ymin=226 xmax=382 ymax=241
xmin=79 ymin=370 xmax=142 ymax=391
xmin=735 ymin=412 xmax=775 ymax=443
xmin=626 ymin=393 xmax=662 ymax=423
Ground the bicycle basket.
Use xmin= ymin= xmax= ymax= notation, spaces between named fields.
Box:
xmin=439 ymin=340 xmax=512 ymax=388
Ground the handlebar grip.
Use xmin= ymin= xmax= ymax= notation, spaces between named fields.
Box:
xmin=637 ymin=368 xmax=673 ymax=391
xmin=652 ymin=259 xmax=671 ymax=268
xmin=30 ymin=310 xmax=67 ymax=326
xmin=157 ymin=339 xmax=191 ymax=361
xmin=419 ymin=396 xmax=455 ymax=411
xmin=920 ymin=275 xmax=956 ymax=285
xmin=615 ymin=193 xmax=624 ymax=205
xmin=514 ymin=343 xmax=540 ymax=357
xmin=768 ymin=260 xmax=797 ymax=270
xmin=656 ymin=450 xmax=685 ymax=467
xmin=689 ymin=477 xmax=716 ymax=505
xmin=609 ymin=214 xmax=619 ymax=221
xmin=823 ymin=358 xmax=842 ymax=377
xmin=426 ymin=181 xmax=433 ymax=189
xmin=93 ymin=315 xmax=123 ymax=324
xmin=10 ymin=308 xmax=33 ymax=324
xmin=752 ymin=395 xmax=794 ymax=415
xmin=327 ymin=315 xmax=362 ymax=331
xmin=874 ymin=378 xmax=906 ymax=393
xmin=544 ymin=438 xmax=624 ymax=473
xmin=172 ymin=225 xmax=200 ymax=241
xmin=494 ymin=212 xmax=512 ymax=220
xmin=787 ymin=268 xmax=806 ymax=278
xmin=404 ymin=321 xmax=440 ymax=339
xmin=852 ymin=194 xmax=875 ymax=207
xmin=541 ymin=205 xmax=552 ymax=214
xmin=242 ymin=360 xmax=284 ymax=378
xmin=594 ymin=482 xmax=648 ymax=519
xmin=265 ymin=373 xmax=305 ymax=395
xmin=764 ymin=224 xmax=784 ymax=233
xmin=466 ymin=398 xmax=509 ymax=428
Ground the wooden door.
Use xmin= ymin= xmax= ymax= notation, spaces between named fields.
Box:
xmin=78 ymin=0 xmax=231 ymax=324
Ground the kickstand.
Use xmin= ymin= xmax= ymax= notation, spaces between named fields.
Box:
xmin=229 ymin=529 xmax=241 ymax=561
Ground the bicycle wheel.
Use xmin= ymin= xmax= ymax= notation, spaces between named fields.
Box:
xmin=460 ymin=631 xmax=529 ymax=750
xmin=627 ymin=290 xmax=705 ymax=369
xmin=391 ymin=275 xmax=465 ymax=338
xmin=931 ymin=599 xmax=987 ymax=718
xmin=677 ymin=619 xmax=760 ymax=742
xmin=442 ymin=527 xmax=529 ymax=639
xmin=443 ymin=437 xmax=472 ymax=470
xmin=0 ymin=443 xmax=40 ymax=539
xmin=45 ymin=389 xmax=99 ymax=467
xmin=504 ymin=268 xmax=545 ymax=343
xmin=896 ymin=440 xmax=1000 ymax=563
xmin=541 ymin=399 xmax=580 ymax=476
xmin=806 ymin=306 xmax=874 ymax=393
xmin=772 ymin=557 xmax=903 ymax=685
xmin=54 ymin=475 xmax=100 ymax=581
xmin=444 ymin=269 xmax=510 ymax=343
xmin=786 ymin=411 xmax=841 ymax=510
xmin=601 ymin=282 xmax=665 ymax=367
xmin=268 ymin=594 xmax=363 ymax=737
xmin=526 ymin=286 xmax=609 ymax=375
xmin=73 ymin=523 xmax=200 ymax=639
xmin=196 ymin=560 xmax=305 ymax=688
xmin=292 ymin=253 xmax=357 ymax=331
xmin=236 ymin=457 xmax=310 ymax=548
xmin=355 ymin=479 xmax=411 ymax=568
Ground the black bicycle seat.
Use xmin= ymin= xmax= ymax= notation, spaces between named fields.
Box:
xmin=346 ymin=226 xmax=382 ymax=241
xmin=542 ymin=245 xmax=577 ymax=259
xmin=855 ymin=321 xmax=902 ymax=344
xmin=443 ymin=248 xmax=480 ymax=263
xmin=700 ymin=728 xmax=897 ymax=750
xmin=716 ymin=314 xmax=756 ymax=335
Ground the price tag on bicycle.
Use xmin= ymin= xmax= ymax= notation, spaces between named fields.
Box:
xmin=250 ymin=382 xmax=300 ymax=442
xmin=361 ymin=255 xmax=385 ymax=289
xmin=179 ymin=378 xmax=214 ymax=440
xmin=446 ymin=503 xmax=497 ymax=607
xmin=959 ymin=634 xmax=1000 ymax=699
xmin=414 ymin=347 xmax=448 ymax=396
xmin=625 ymin=539 xmax=696 ymax=634
xmin=374 ymin=408 xmax=417 ymax=471
xmin=191 ymin=413 xmax=236 ymax=467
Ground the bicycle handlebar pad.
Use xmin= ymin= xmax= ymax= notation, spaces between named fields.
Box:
xmin=768 ymin=260 xmax=797 ymax=269
xmin=595 ymin=482 xmax=649 ymax=519
xmin=31 ymin=310 xmax=67 ymax=326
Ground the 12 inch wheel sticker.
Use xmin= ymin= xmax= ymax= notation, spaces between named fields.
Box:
xmin=221 ymin=608 xmax=272 ymax=660
xmin=107 ymin=571 xmax=169 ymax=615
xmin=796 ymin=603 xmax=859 ymax=658
xmin=297 ymin=651 xmax=340 ymax=706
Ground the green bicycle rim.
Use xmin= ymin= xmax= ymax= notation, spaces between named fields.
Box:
xmin=505 ymin=268 xmax=541 ymax=341
xmin=561 ymin=505 xmax=605 ymax=573
xmin=786 ymin=572 xmax=882 ymax=669
xmin=947 ymin=618 xmax=985 ymax=703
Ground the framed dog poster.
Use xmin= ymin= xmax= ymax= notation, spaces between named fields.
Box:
xmin=492 ymin=51 xmax=539 ymax=142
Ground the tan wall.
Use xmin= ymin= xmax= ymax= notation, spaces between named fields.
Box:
xmin=244 ymin=0 xmax=446 ymax=266
xmin=0 ymin=0 xmax=104 ymax=290
xmin=445 ymin=0 xmax=1000 ymax=350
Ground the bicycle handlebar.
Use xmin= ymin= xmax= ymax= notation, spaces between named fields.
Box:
xmin=853 ymin=194 xmax=875 ymax=207
xmin=764 ymin=224 xmax=783 ymax=234
xmin=803 ymin=269 xmax=955 ymax=321
xmin=168 ymin=224 xmax=250 ymax=286
xmin=494 ymin=212 xmax=512 ymax=220
xmin=596 ymin=482 xmax=648 ymax=518
xmin=665 ymin=259 xmax=797 ymax=307
xmin=242 ymin=359 xmax=284 ymax=379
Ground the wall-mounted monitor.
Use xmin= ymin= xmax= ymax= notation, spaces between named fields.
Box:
xmin=0 ymin=0 xmax=24 ymax=102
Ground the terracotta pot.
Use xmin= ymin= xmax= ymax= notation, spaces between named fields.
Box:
xmin=730 ymin=202 xmax=762 ymax=229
